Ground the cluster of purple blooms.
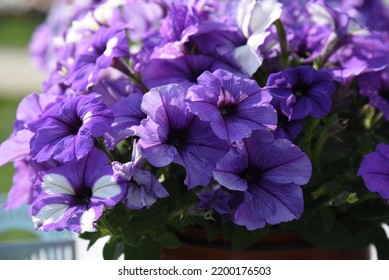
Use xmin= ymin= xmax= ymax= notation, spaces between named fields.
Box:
xmin=1 ymin=0 xmax=389 ymax=236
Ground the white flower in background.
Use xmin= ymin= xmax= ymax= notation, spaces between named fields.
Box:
xmin=234 ymin=0 xmax=283 ymax=75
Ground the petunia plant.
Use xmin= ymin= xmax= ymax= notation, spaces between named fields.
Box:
xmin=2 ymin=0 xmax=389 ymax=259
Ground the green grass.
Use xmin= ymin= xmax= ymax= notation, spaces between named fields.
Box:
xmin=0 ymin=96 xmax=22 ymax=193
xmin=0 ymin=229 xmax=40 ymax=243
xmin=0 ymin=13 xmax=45 ymax=47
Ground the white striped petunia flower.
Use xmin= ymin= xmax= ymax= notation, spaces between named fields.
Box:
xmin=31 ymin=148 xmax=127 ymax=233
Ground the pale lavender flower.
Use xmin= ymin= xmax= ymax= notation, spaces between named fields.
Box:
xmin=112 ymin=141 xmax=168 ymax=210
xmin=0 ymin=93 xmax=58 ymax=167
xmin=4 ymin=159 xmax=58 ymax=210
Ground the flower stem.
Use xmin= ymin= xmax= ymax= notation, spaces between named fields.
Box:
xmin=112 ymin=57 xmax=149 ymax=93
xmin=274 ymin=19 xmax=289 ymax=68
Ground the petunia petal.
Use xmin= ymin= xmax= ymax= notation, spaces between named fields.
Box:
xmin=92 ymin=175 xmax=122 ymax=201
xmin=41 ymin=174 xmax=75 ymax=195
xmin=32 ymin=203 xmax=69 ymax=230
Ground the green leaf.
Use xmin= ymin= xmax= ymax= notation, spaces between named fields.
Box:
xmin=122 ymin=225 xmax=140 ymax=246
xmin=221 ymin=223 xmax=234 ymax=242
xmin=87 ymin=234 xmax=103 ymax=250
xmin=105 ymin=204 xmax=127 ymax=229
xmin=231 ymin=226 xmax=264 ymax=250
xmin=79 ymin=231 xmax=104 ymax=250
xmin=300 ymin=221 xmax=354 ymax=249
xmin=158 ymin=231 xmax=180 ymax=249
xmin=131 ymin=214 xmax=165 ymax=232
xmin=320 ymin=207 xmax=335 ymax=233
xmin=124 ymin=238 xmax=161 ymax=260
xmin=205 ymin=223 xmax=220 ymax=242
xmin=350 ymin=224 xmax=381 ymax=250
xmin=103 ymin=238 xmax=124 ymax=260
xmin=349 ymin=200 xmax=389 ymax=222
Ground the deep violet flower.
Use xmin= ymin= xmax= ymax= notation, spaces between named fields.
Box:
xmin=196 ymin=184 xmax=232 ymax=215
xmin=137 ymin=83 xmax=230 ymax=189
xmin=213 ymin=129 xmax=312 ymax=230
xmin=31 ymin=148 xmax=127 ymax=233
xmin=359 ymin=70 xmax=389 ymax=121
xmin=272 ymin=103 xmax=303 ymax=141
xmin=358 ymin=143 xmax=389 ymax=202
xmin=187 ymin=69 xmax=277 ymax=143
xmin=29 ymin=94 xmax=114 ymax=163
xmin=266 ymin=65 xmax=335 ymax=120
xmin=273 ymin=114 xmax=303 ymax=141
xmin=112 ymin=141 xmax=168 ymax=210
xmin=141 ymin=54 xmax=246 ymax=89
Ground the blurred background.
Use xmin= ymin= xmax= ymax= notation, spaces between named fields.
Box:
xmin=0 ymin=0 xmax=109 ymax=260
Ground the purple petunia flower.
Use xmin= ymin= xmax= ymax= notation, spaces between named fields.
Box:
xmin=196 ymin=184 xmax=232 ymax=215
xmin=104 ymin=93 xmax=146 ymax=150
xmin=31 ymin=148 xmax=127 ymax=233
xmin=266 ymin=65 xmax=335 ymax=120
xmin=307 ymin=0 xmax=389 ymax=82
xmin=342 ymin=0 xmax=389 ymax=32
xmin=359 ymin=70 xmax=389 ymax=121
xmin=112 ymin=141 xmax=168 ymax=210
xmin=137 ymin=83 xmax=230 ymax=189
xmin=358 ymin=143 xmax=389 ymax=202
xmin=141 ymin=54 xmax=246 ymax=89
xmin=92 ymin=76 xmax=143 ymax=105
xmin=0 ymin=93 xmax=58 ymax=167
xmin=159 ymin=2 xmax=199 ymax=44
xmin=272 ymin=103 xmax=303 ymax=141
xmin=66 ymin=26 xmax=130 ymax=91
xmin=29 ymin=94 xmax=114 ymax=163
xmin=187 ymin=69 xmax=277 ymax=143
xmin=4 ymin=159 xmax=58 ymax=210
xmin=213 ymin=129 xmax=312 ymax=230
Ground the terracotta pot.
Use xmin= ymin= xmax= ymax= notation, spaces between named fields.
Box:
xmin=161 ymin=228 xmax=371 ymax=260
